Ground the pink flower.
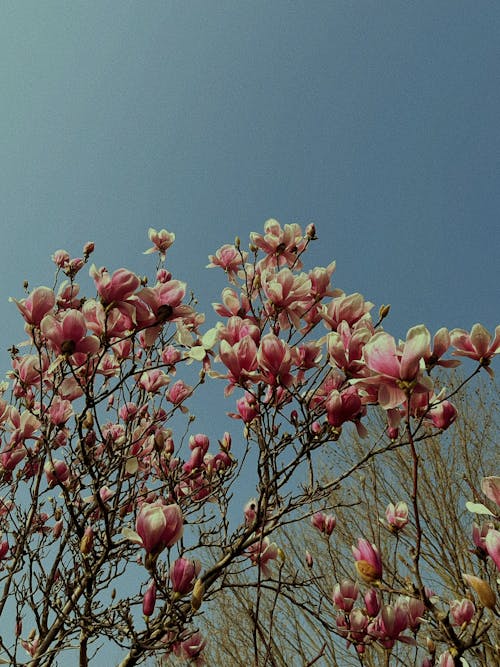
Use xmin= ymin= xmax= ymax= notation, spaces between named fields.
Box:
xmin=12 ymin=286 xmax=55 ymax=327
xmin=123 ymin=502 xmax=183 ymax=560
xmin=142 ymin=579 xmax=156 ymax=617
xmin=450 ymin=598 xmax=475 ymax=625
xmin=167 ymin=380 xmax=193 ymax=406
xmin=362 ymin=326 xmax=433 ymax=409
xmin=451 ymin=323 xmax=500 ymax=376
xmin=385 ymin=501 xmax=409 ymax=530
xmin=311 ymin=511 xmax=336 ymax=536
xmin=427 ymin=399 xmax=457 ymax=430
xmin=256 ymin=333 xmax=294 ymax=388
xmin=207 ymin=244 xmax=248 ymax=282
xmin=250 ymin=219 xmax=307 ymax=269
xmin=144 ymin=227 xmax=175 ymax=259
xmin=41 ymin=310 xmax=100 ymax=357
xmin=44 ymin=460 xmax=70 ymax=487
xmin=332 ymin=580 xmax=359 ymax=612
xmin=485 ymin=529 xmax=500 ymax=571
xmin=247 ymin=537 xmax=279 ymax=577
xmin=170 ymin=557 xmax=201 ymax=595
xmin=90 ymin=264 xmax=140 ymax=304
xmin=219 ymin=336 xmax=258 ymax=391
xmin=352 ymin=538 xmax=383 ymax=583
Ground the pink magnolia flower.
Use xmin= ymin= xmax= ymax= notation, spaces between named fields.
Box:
xmin=485 ymin=529 xmax=500 ymax=571
xmin=385 ymin=501 xmax=409 ymax=531
xmin=247 ymin=537 xmax=279 ymax=577
xmin=167 ymin=380 xmax=193 ymax=406
xmin=41 ymin=310 xmax=100 ymax=357
xmin=332 ymin=579 xmax=359 ymax=612
xmin=362 ymin=325 xmax=433 ymax=409
xmin=321 ymin=292 xmax=374 ymax=331
xmin=48 ymin=397 xmax=73 ymax=426
xmin=256 ymin=333 xmax=294 ymax=388
xmin=11 ymin=286 xmax=55 ymax=327
xmin=170 ymin=557 xmax=201 ymax=595
xmin=424 ymin=328 xmax=461 ymax=370
xmin=451 ymin=323 xmax=500 ymax=377
xmin=207 ymin=244 xmax=248 ymax=282
xmin=123 ymin=502 xmax=183 ymax=559
xmin=219 ymin=336 xmax=258 ymax=392
xmin=44 ymin=459 xmax=70 ymax=487
xmin=450 ymin=598 xmax=475 ymax=625
xmin=352 ymin=538 xmax=383 ymax=583
xmin=144 ymin=227 xmax=175 ymax=259
xmin=142 ymin=579 xmax=156 ymax=617
xmin=311 ymin=511 xmax=336 ymax=536
xmin=173 ymin=631 xmax=206 ymax=664
xmin=90 ymin=264 xmax=141 ymax=305
xmin=212 ymin=287 xmax=251 ymax=319
xmin=364 ymin=588 xmax=381 ymax=616
xmin=138 ymin=369 xmax=171 ymax=394
xmin=250 ymin=219 xmax=307 ymax=269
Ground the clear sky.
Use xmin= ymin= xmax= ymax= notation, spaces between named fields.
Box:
xmin=0 ymin=2 xmax=499 ymax=663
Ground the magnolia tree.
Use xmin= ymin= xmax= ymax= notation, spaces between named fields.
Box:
xmin=0 ymin=221 xmax=497 ymax=666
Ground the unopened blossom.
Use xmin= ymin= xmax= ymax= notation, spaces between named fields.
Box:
xmin=450 ymin=598 xmax=475 ymax=626
xmin=451 ymin=323 xmax=500 ymax=376
xmin=332 ymin=580 xmax=359 ymax=613
xmin=427 ymin=398 xmax=457 ymax=430
xmin=123 ymin=502 xmax=183 ymax=560
xmin=167 ymin=380 xmax=193 ymax=406
xmin=142 ymin=579 xmax=156 ymax=617
xmin=52 ymin=249 xmax=70 ymax=269
xmin=385 ymin=501 xmax=409 ymax=531
xmin=485 ymin=529 xmax=500 ymax=571
xmin=244 ymin=498 xmax=258 ymax=525
xmin=364 ymin=588 xmax=380 ymax=616
xmin=311 ymin=511 xmax=336 ymax=536
xmin=170 ymin=557 xmax=201 ymax=595
xmin=144 ymin=227 xmax=175 ymax=259
xmin=352 ymin=538 xmax=383 ymax=583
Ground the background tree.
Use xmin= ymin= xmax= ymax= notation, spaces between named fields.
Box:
xmin=200 ymin=375 xmax=499 ymax=666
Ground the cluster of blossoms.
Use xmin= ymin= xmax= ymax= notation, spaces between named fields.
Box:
xmin=0 ymin=221 xmax=497 ymax=666
xmin=209 ymin=219 xmax=499 ymax=442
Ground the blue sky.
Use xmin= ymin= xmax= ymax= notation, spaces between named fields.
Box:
xmin=0 ymin=2 xmax=499 ymax=662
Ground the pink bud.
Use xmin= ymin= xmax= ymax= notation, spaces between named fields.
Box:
xmin=305 ymin=550 xmax=313 ymax=568
xmin=135 ymin=502 xmax=183 ymax=556
xmin=170 ymin=558 xmax=201 ymax=595
xmin=364 ymin=588 xmax=380 ymax=616
xmin=385 ymin=501 xmax=409 ymax=530
xmin=142 ymin=579 xmax=156 ymax=617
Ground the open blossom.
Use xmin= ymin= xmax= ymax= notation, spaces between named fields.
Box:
xmin=361 ymin=325 xmax=433 ymax=409
xmin=250 ymin=219 xmax=307 ymax=269
xmin=41 ymin=310 xmax=100 ymax=358
xmin=352 ymin=538 xmax=383 ymax=583
xmin=11 ymin=286 xmax=55 ymax=327
xmin=207 ymin=244 xmax=248 ymax=282
xmin=385 ymin=501 xmax=409 ymax=530
xmin=144 ymin=227 xmax=175 ymax=259
xmin=90 ymin=265 xmax=141 ymax=305
xmin=247 ymin=537 xmax=280 ymax=577
xmin=451 ymin=323 xmax=500 ymax=376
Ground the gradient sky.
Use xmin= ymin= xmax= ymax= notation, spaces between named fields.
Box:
xmin=1 ymin=2 xmax=499 ymax=663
